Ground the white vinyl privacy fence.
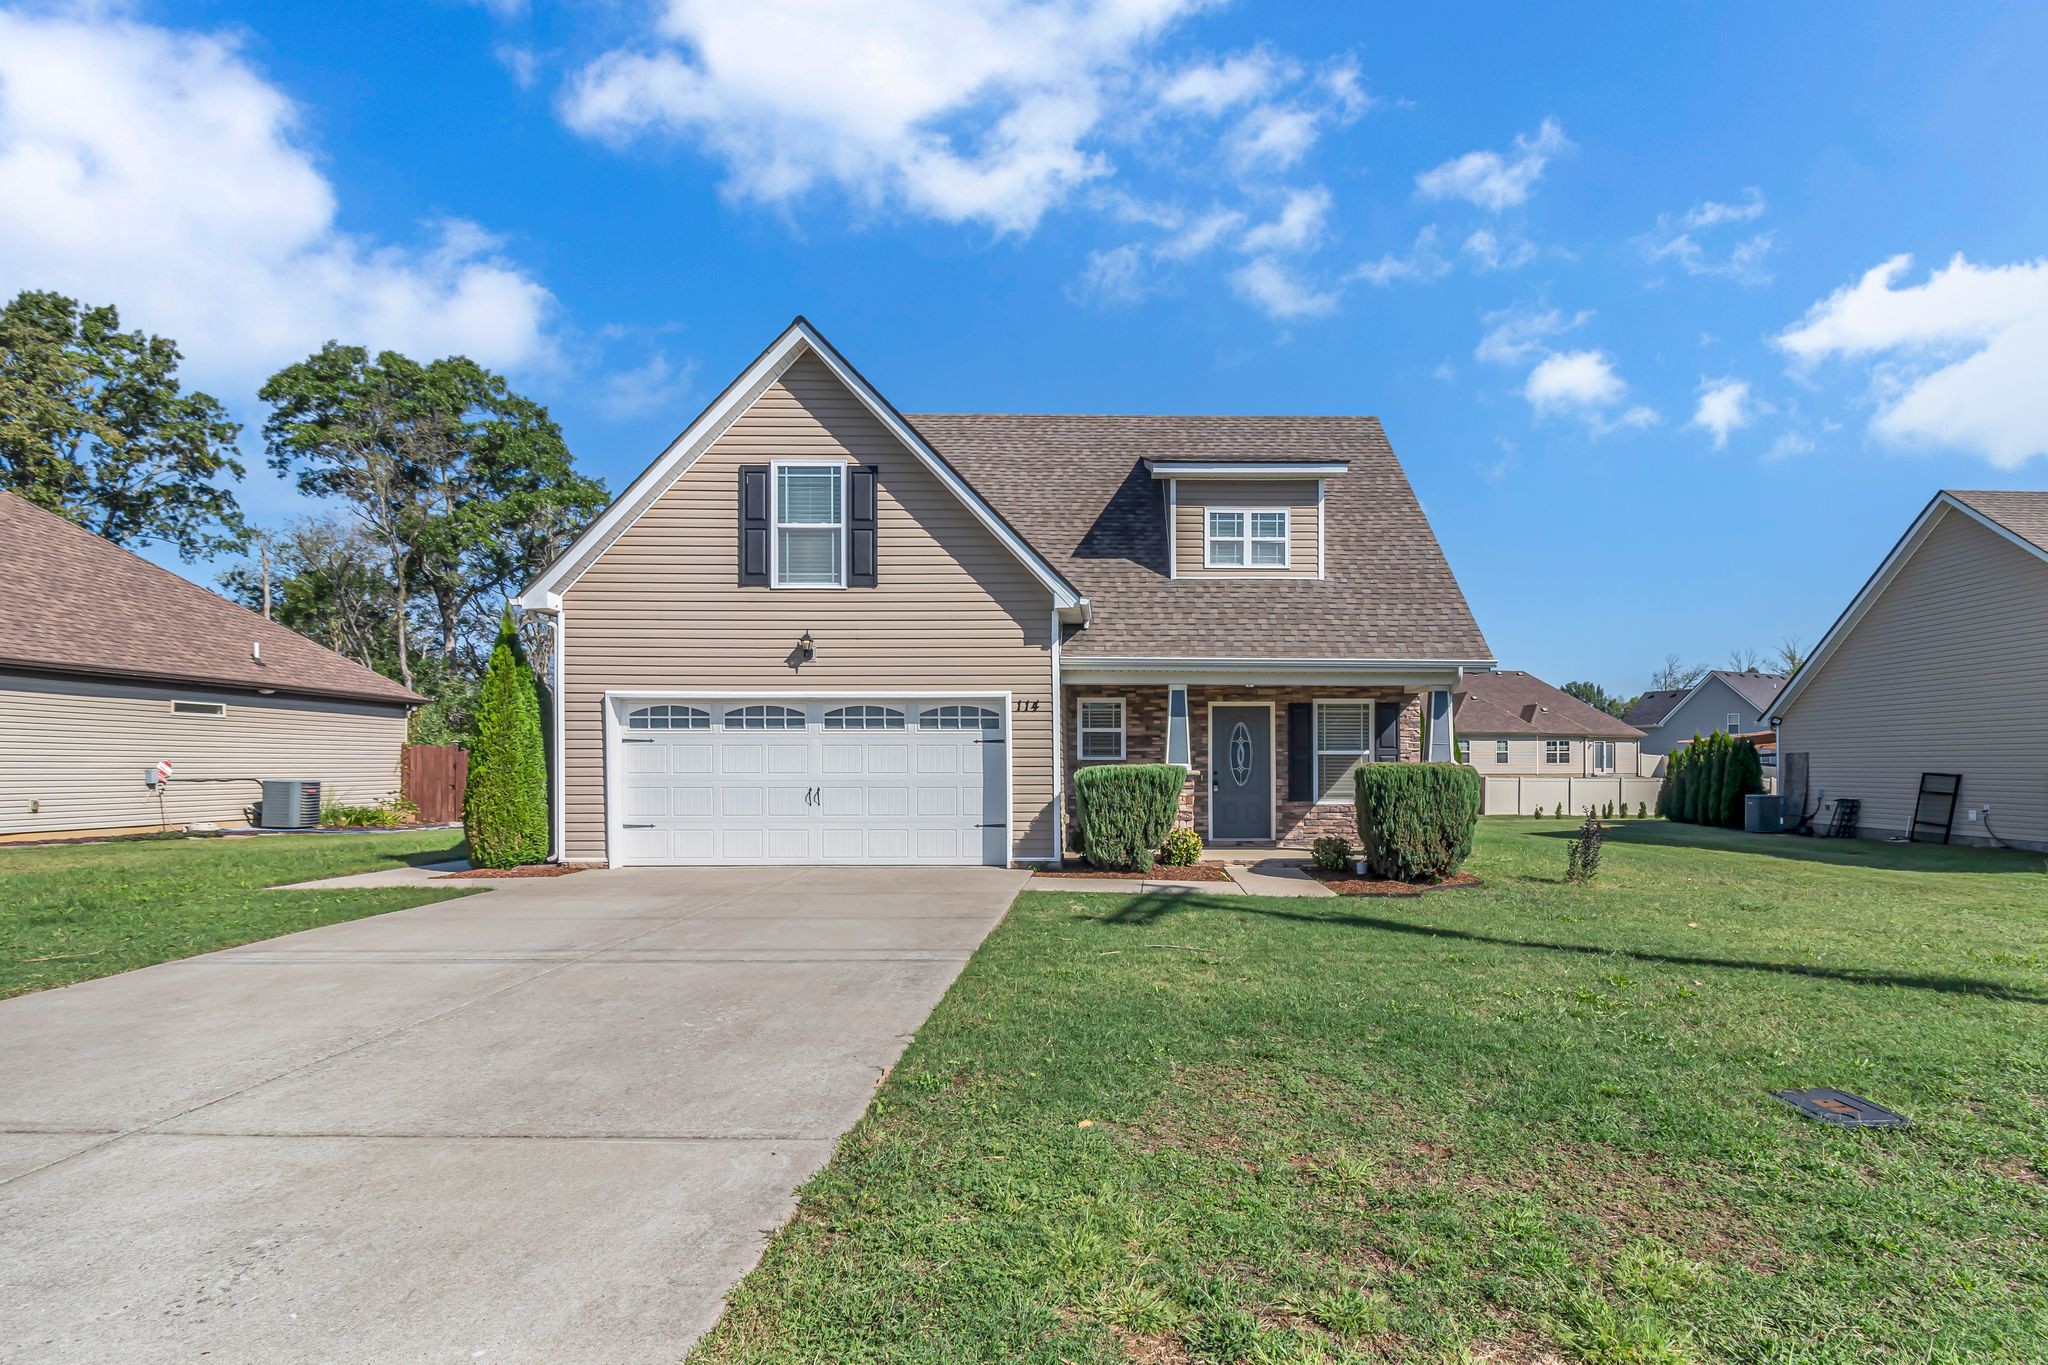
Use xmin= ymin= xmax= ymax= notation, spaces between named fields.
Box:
xmin=1482 ymin=776 xmax=1664 ymax=817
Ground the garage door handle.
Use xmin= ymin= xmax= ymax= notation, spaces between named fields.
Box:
xmin=975 ymin=822 xmax=1007 ymax=829
xmin=975 ymin=738 xmax=1005 ymax=745
xmin=621 ymin=737 xmax=653 ymax=744
xmin=622 ymin=823 xmax=654 ymax=829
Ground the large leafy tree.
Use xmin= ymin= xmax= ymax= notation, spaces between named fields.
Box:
xmin=1561 ymin=680 xmax=1631 ymax=718
xmin=218 ymin=518 xmax=397 ymax=670
xmin=259 ymin=344 xmax=606 ymax=692
xmin=0 ymin=289 xmax=246 ymax=558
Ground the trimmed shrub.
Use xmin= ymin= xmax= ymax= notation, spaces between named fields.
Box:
xmin=1603 ymin=800 xmax=1615 ymax=820
xmin=1074 ymin=764 xmax=1183 ymax=872
xmin=1159 ymin=825 xmax=1203 ymax=866
xmin=465 ymin=609 xmax=549 ymax=869
xmin=1311 ymin=835 xmax=1353 ymax=872
xmin=1354 ymin=763 xmax=1481 ymax=883
xmin=1555 ymin=802 xmax=1565 ymax=818
xmin=1637 ymin=801 xmax=1648 ymax=819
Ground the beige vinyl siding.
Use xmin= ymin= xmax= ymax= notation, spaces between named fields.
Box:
xmin=1779 ymin=507 xmax=2048 ymax=846
xmin=561 ymin=349 xmax=1057 ymax=863
xmin=0 ymin=673 xmax=408 ymax=836
xmin=1459 ymin=736 xmax=1639 ymax=776
xmin=1173 ymin=479 xmax=1319 ymax=578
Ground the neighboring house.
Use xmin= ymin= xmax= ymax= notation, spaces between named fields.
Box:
xmin=0 ymin=491 xmax=421 ymax=840
xmin=515 ymin=317 xmax=1494 ymax=869
xmin=1623 ymin=669 xmax=1788 ymax=757
xmin=1451 ymin=670 xmax=1658 ymax=815
xmin=1776 ymin=490 xmax=2048 ymax=850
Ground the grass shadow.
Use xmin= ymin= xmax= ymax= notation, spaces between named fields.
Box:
xmin=1520 ymin=821 xmax=2048 ymax=876
xmin=1092 ymin=896 xmax=2048 ymax=1006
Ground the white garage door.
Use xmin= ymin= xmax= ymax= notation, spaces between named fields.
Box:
xmin=610 ymin=696 xmax=1009 ymax=866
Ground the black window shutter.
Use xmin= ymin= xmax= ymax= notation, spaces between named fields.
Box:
xmin=1374 ymin=699 xmax=1402 ymax=762
xmin=1287 ymin=702 xmax=1314 ymax=802
xmin=738 ymin=465 xmax=770 ymax=586
xmin=847 ymin=464 xmax=878 ymax=587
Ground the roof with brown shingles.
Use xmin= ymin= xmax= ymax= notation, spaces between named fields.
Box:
xmin=1452 ymin=670 xmax=1644 ymax=740
xmin=904 ymin=413 xmax=1492 ymax=662
xmin=0 ymin=491 xmax=421 ymax=706
xmin=1947 ymin=489 xmax=2048 ymax=556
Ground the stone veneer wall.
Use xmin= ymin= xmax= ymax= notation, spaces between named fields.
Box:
xmin=1063 ymin=684 xmax=1423 ymax=849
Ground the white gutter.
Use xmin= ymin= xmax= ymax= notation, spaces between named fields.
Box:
xmin=1145 ymin=461 xmax=1349 ymax=480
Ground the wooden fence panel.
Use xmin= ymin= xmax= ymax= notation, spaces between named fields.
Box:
xmin=402 ymin=744 xmax=469 ymax=824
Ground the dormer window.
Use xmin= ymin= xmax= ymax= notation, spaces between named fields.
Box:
xmin=1206 ymin=509 xmax=1289 ymax=569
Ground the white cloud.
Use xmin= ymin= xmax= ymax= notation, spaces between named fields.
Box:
xmin=1415 ymin=117 xmax=1570 ymax=211
xmin=1766 ymin=431 xmax=1816 ymax=461
xmin=561 ymin=0 xmax=1204 ymax=235
xmin=495 ymin=43 xmax=541 ymax=90
xmin=1475 ymin=304 xmax=1590 ymax=365
xmin=1461 ymin=227 xmax=1537 ymax=273
xmin=1681 ymin=187 xmax=1766 ymax=229
xmin=1158 ymin=48 xmax=1294 ymax=115
xmin=1072 ymin=243 xmax=1151 ymax=305
xmin=1225 ymin=101 xmax=1320 ymax=172
xmin=1239 ymin=186 xmax=1331 ymax=254
xmin=1689 ymin=377 xmax=1763 ymax=448
xmin=1777 ymin=253 xmax=2048 ymax=468
xmin=1350 ymin=226 xmax=1451 ymax=287
xmin=1230 ymin=258 xmax=1337 ymax=321
xmin=1157 ymin=207 xmax=1245 ymax=261
xmin=0 ymin=9 xmax=553 ymax=385
xmin=1639 ymin=189 xmax=1774 ymax=285
xmin=1524 ymin=349 xmax=1658 ymax=433
xmin=597 ymin=351 xmax=696 ymax=419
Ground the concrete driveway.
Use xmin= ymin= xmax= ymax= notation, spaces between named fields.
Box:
xmin=0 ymin=864 xmax=1026 ymax=1363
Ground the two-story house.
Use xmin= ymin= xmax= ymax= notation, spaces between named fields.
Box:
xmin=517 ymin=318 xmax=1494 ymax=867
xmin=1623 ymin=669 xmax=1788 ymax=758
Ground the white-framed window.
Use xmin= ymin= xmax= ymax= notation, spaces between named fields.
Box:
xmin=725 ymin=703 xmax=805 ymax=730
xmin=824 ymin=704 xmax=904 ymax=730
xmin=1590 ymin=740 xmax=1614 ymax=773
xmin=171 ymin=700 xmax=226 ymax=717
xmin=626 ymin=704 xmax=709 ymax=730
xmin=1545 ymin=739 xmax=1571 ymax=764
xmin=1076 ymin=697 xmax=1125 ymax=760
xmin=1314 ymin=700 xmax=1372 ymax=803
xmin=1456 ymin=738 xmax=1470 ymax=764
xmin=1727 ymin=712 xmax=1742 ymax=734
xmin=920 ymin=704 xmax=1000 ymax=731
xmin=1495 ymin=739 xmax=1510 ymax=764
xmin=1165 ymin=685 xmax=1191 ymax=766
xmin=1205 ymin=508 xmax=1289 ymax=568
xmin=773 ymin=462 xmax=844 ymax=588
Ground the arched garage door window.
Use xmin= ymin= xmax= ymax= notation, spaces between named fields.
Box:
xmin=919 ymin=704 xmax=999 ymax=731
xmin=824 ymin=705 xmax=906 ymax=730
xmin=626 ymin=704 xmax=709 ymax=730
xmin=724 ymin=704 xmax=806 ymax=730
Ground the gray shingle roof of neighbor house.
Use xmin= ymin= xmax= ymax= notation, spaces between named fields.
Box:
xmin=904 ymin=413 xmax=1494 ymax=662
xmin=1452 ymin=670 xmax=1645 ymax=740
xmin=1620 ymin=688 xmax=1686 ymax=728
xmin=1718 ymin=669 xmax=1789 ymax=710
xmin=1946 ymin=489 xmax=2048 ymax=555
xmin=0 ymin=491 xmax=423 ymax=706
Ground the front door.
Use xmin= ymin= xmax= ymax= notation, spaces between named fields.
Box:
xmin=1210 ymin=705 xmax=1272 ymax=841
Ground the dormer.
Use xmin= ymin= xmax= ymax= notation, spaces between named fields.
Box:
xmin=1145 ymin=459 xmax=1348 ymax=581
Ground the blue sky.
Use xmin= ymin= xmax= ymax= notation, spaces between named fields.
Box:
xmin=4 ymin=0 xmax=2045 ymax=695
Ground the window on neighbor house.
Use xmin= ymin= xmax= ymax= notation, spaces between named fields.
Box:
xmin=1206 ymin=509 xmax=1289 ymax=568
xmin=1545 ymin=739 xmax=1571 ymax=764
xmin=1456 ymin=738 xmax=1470 ymax=764
xmin=1314 ymin=700 xmax=1371 ymax=802
xmin=1077 ymin=698 xmax=1125 ymax=760
xmin=774 ymin=463 xmax=843 ymax=587
xmin=1496 ymin=740 xmax=1509 ymax=764
xmin=1727 ymin=712 xmax=1741 ymax=734
xmin=1591 ymin=741 xmax=1614 ymax=772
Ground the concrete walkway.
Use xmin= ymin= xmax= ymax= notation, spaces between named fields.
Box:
xmin=0 ymin=864 xmax=1027 ymax=1363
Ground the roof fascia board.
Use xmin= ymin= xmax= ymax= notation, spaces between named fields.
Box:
xmin=518 ymin=317 xmax=1083 ymax=612
xmin=1061 ymin=656 xmax=1492 ymax=687
xmin=1145 ymin=461 xmax=1349 ymax=480
xmin=1778 ymin=492 xmax=2048 ymax=717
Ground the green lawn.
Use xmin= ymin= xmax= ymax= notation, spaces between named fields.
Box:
xmin=692 ymin=819 xmax=2048 ymax=1364
xmin=1 ymin=829 xmax=470 ymax=998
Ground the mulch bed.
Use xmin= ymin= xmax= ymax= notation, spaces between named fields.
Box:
xmin=434 ymin=863 xmax=593 ymax=880
xmin=1038 ymin=860 xmax=1234 ymax=883
xmin=1305 ymin=867 xmax=1484 ymax=897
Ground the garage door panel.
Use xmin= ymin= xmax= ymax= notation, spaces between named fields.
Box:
xmin=613 ymin=696 xmax=1005 ymax=867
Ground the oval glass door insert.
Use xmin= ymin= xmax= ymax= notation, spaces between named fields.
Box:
xmin=1229 ymin=723 xmax=1253 ymax=785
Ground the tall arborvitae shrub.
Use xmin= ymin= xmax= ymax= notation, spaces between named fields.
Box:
xmin=1074 ymin=764 xmax=1183 ymax=872
xmin=1355 ymin=763 xmax=1481 ymax=882
xmin=1686 ymin=734 xmax=1712 ymax=824
xmin=465 ymin=609 xmax=549 ymax=868
xmin=1723 ymin=738 xmax=1765 ymax=827
xmin=1655 ymin=747 xmax=1679 ymax=818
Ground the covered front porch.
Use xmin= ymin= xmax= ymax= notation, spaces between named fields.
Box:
xmin=1059 ymin=666 xmax=1464 ymax=850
